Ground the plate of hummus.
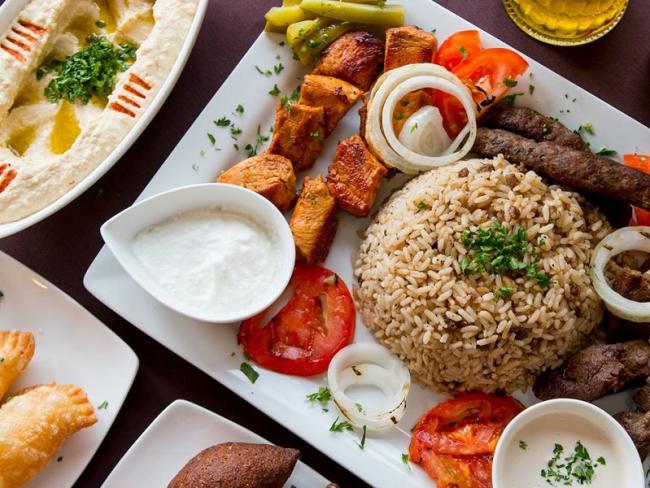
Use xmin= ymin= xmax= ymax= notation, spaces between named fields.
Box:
xmin=0 ymin=0 xmax=208 ymax=238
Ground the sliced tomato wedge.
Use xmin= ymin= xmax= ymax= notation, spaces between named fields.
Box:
xmin=432 ymin=44 xmax=528 ymax=138
xmin=238 ymin=264 xmax=355 ymax=376
xmin=434 ymin=30 xmax=482 ymax=71
xmin=453 ymin=48 xmax=528 ymax=110
xmin=409 ymin=393 xmax=524 ymax=488
xmin=624 ymin=154 xmax=650 ymax=226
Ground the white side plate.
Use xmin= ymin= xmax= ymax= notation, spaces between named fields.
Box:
xmin=85 ymin=0 xmax=650 ymax=486
xmin=102 ymin=399 xmax=330 ymax=487
xmin=0 ymin=0 xmax=208 ymax=238
xmin=0 ymin=251 xmax=138 ymax=488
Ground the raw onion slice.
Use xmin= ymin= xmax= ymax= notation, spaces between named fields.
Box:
xmin=365 ymin=63 xmax=477 ymax=174
xmin=591 ymin=226 xmax=650 ymax=322
xmin=327 ymin=343 xmax=410 ymax=431
xmin=399 ymin=105 xmax=451 ymax=157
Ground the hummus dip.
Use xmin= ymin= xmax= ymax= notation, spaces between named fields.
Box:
xmin=0 ymin=0 xmax=199 ymax=223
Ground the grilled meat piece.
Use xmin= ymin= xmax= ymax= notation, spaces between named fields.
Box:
xmin=614 ymin=378 xmax=650 ymax=457
xmin=473 ymin=128 xmax=650 ymax=211
xmin=634 ymin=377 xmax=650 ymax=412
xmin=299 ymin=74 xmax=363 ymax=136
xmin=268 ymin=102 xmax=325 ymax=171
xmin=168 ymin=442 xmax=300 ymax=488
xmin=217 ymin=154 xmax=296 ymax=211
xmin=533 ymin=340 xmax=650 ymax=401
xmin=384 ymin=25 xmax=437 ymax=71
xmin=313 ymin=31 xmax=384 ymax=91
xmin=290 ymin=175 xmax=337 ymax=263
xmin=609 ymin=261 xmax=650 ymax=302
xmin=480 ymin=104 xmax=587 ymax=151
xmin=327 ymin=134 xmax=387 ymax=217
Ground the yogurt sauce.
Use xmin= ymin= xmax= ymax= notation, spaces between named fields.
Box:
xmin=132 ymin=207 xmax=281 ymax=318
xmin=496 ymin=412 xmax=621 ymax=488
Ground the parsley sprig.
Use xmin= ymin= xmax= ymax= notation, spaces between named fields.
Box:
xmin=540 ymin=441 xmax=605 ymax=486
xmin=306 ymin=386 xmax=332 ymax=411
xmin=38 ymin=35 xmax=137 ymax=104
xmin=459 ymin=221 xmax=550 ymax=288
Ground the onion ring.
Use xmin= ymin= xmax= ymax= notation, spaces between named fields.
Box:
xmin=591 ymin=226 xmax=650 ymax=322
xmin=365 ymin=63 xmax=477 ymax=174
xmin=327 ymin=343 xmax=410 ymax=431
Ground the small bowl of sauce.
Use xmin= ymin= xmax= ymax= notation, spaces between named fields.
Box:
xmin=101 ymin=183 xmax=295 ymax=323
xmin=493 ymin=399 xmax=644 ymax=488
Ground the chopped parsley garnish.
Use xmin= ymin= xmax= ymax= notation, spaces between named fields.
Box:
xmin=269 ymin=84 xmax=281 ymax=96
xmin=540 ymin=441 xmax=604 ymax=486
xmin=215 ymin=117 xmax=231 ymax=127
xmin=255 ymin=65 xmax=272 ymax=76
xmin=329 ymin=417 xmax=353 ymax=433
xmin=235 ymin=104 xmax=245 ymax=115
xmin=192 ymin=163 xmax=199 ymax=172
xmin=280 ymin=84 xmax=301 ymax=110
xmin=306 ymin=386 xmax=331 ymax=411
xmin=274 ymin=63 xmax=285 ymax=74
xmin=233 ymin=143 xmax=239 ymax=151
xmin=577 ymin=122 xmax=595 ymax=136
xmin=244 ymin=144 xmax=257 ymax=157
xmin=431 ymin=28 xmax=437 ymax=33
xmin=38 ymin=34 xmax=136 ymax=104
xmin=401 ymin=453 xmax=411 ymax=469
xmin=97 ymin=400 xmax=109 ymax=410
xmin=519 ymin=440 xmax=528 ymax=450
xmin=497 ymin=287 xmax=514 ymax=299
xmin=596 ymin=146 xmax=617 ymax=156
xmin=503 ymin=77 xmax=518 ymax=88
xmin=356 ymin=425 xmax=367 ymax=449
xmin=529 ymin=84 xmax=535 ymax=95
xmin=95 ymin=20 xmax=106 ymax=28
xmin=459 ymin=221 xmax=550 ymax=289
xmin=503 ymin=92 xmax=525 ymax=107
xmin=230 ymin=126 xmax=242 ymax=137
xmin=417 ymin=200 xmax=426 ymax=209
xmin=323 ymin=274 xmax=338 ymax=286
xmin=240 ymin=362 xmax=259 ymax=384
xmin=459 ymin=45 xmax=468 ymax=61
xmin=354 ymin=403 xmax=364 ymax=413
xmin=207 ymin=133 xmax=216 ymax=145
xmin=410 ymin=123 xmax=418 ymax=133
xmin=306 ymin=39 xmax=321 ymax=49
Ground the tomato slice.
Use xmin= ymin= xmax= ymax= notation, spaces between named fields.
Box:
xmin=434 ymin=30 xmax=482 ymax=71
xmin=453 ymin=48 xmax=528 ymax=110
xmin=409 ymin=393 xmax=524 ymax=487
xmin=238 ymin=264 xmax=355 ymax=376
xmin=624 ymin=154 xmax=650 ymax=226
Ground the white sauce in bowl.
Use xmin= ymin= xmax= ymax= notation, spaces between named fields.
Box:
xmin=132 ymin=207 xmax=281 ymax=318
xmin=497 ymin=412 xmax=620 ymax=487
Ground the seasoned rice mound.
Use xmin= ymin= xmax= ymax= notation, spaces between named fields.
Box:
xmin=354 ymin=156 xmax=612 ymax=393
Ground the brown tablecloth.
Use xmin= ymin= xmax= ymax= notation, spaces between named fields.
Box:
xmin=0 ymin=1 xmax=648 ymax=486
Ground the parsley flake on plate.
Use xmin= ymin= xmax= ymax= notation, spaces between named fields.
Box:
xmin=306 ymin=386 xmax=331 ymax=411
xmin=329 ymin=417 xmax=353 ymax=433
xmin=240 ymin=362 xmax=259 ymax=384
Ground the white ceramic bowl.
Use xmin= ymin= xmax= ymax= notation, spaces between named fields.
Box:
xmin=493 ymin=398 xmax=644 ymax=488
xmin=101 ymin=183 xmax=295 ymax=323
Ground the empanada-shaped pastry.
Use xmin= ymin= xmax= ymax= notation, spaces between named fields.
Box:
xmin=0 ymin=330 xmax=35 ymax=398
xmin=0 ymin=383 xmax=97 ymax=488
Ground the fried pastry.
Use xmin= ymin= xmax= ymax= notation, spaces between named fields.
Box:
xmin=0 ymin=330 xmax=35 ymax=398
xmin=0 ymin=383 xmax=97 ymax=487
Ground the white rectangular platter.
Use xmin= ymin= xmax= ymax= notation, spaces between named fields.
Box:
xmin=102 ymin=399 xmax=330 ymax=487
xmin=0 ymin=251 xmax=138 ymax=488
xmin=0 ymin=0 xmax=208 ymax=238
xmin=85 ymin=0 xmax=650 ymax=486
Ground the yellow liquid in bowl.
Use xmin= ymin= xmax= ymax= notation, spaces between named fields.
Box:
xmin=501 ymin=0 xmax=629 ymax=45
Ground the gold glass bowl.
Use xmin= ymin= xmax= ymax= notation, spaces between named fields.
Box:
xmin=501 ymin=0 xmax=629 ymax=46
